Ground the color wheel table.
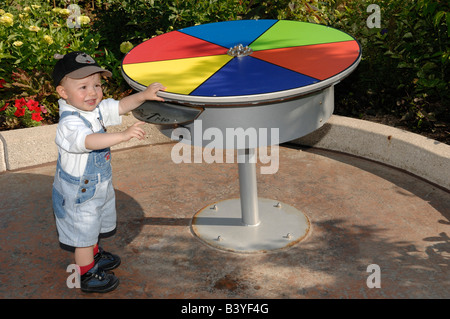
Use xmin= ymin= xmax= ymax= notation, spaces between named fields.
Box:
xmin=121 ymin=20 xmax=361 ymax=253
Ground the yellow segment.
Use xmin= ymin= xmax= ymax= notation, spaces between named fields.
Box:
xmin=122 ymin=55 xmax=233 ymax=95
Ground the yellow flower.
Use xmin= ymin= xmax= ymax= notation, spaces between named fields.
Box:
xmin=4 ymin=12 xmax=13 ymax=19
xmin=28 ymin=25 xmax=41 ymax=32
xmin=0 ymin=14 xmax=13 ymax=27
xmin=52 ymin=8 xmax=61 ymax=14
xmin=0 ymin=9 xmax=5 ymax=15
xmin=23 ymin=6 xmax=31 ymax=12
xmin=13 ymin=41 xmax=23 ymax=47
xmin=31 ymin=5 xmax=41 ymax=9
xmin=120 ymin=41 xmax=134 ymax=54
xmin=59 ymin=8 xmax=70 ymax=16
xmin=79 ymin=15 xmax=90 ymax=25
xmin=53 ymin=21 xmax=61 ymax=27
xmin=43 ymin=35 xmax=53 ymax=45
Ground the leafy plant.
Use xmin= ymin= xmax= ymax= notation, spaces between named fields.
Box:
xmin=330 ymin=0 xmax=449 ymax=133
xmin=92 ymin=0 xmax=251 ymax=58
xmin=1 ymin=0 xmax=448 ymax=141
xmin=0 ymin=1 xmax=98 ymax=129
xmin=0 ymin=97 xmax=46 ymax=128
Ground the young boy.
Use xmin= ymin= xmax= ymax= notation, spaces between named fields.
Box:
xmin=52 ymin=51 xmax=165 ymax=293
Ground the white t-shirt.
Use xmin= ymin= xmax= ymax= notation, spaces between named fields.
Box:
xmin=55 ymin=98 xmax=122 ymax=177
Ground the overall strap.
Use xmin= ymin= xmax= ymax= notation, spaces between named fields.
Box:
xmin=59 ymin=107 xmax=105 ymax=132
xmin=57 ymin=106 xmax=111 ymax=184
xmin=59 ymin=111 xmax=93 ymax=130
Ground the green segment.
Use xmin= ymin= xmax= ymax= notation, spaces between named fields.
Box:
xmin=250 ymin=20 xmax=354 ymax=51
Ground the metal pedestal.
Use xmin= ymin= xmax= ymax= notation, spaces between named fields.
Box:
xmin=191 ymin=148 xmax=310 ymax=253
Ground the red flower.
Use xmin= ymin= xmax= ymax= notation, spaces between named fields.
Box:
xmin=14 ymin=98 xmax=27 ymax=109
xmin=26 ymin=99 xmax=40 ymax=112
xmin=0 ymin=103 xmax=9 ymax=112
xmin=14 ymin=107 xmax=26 ymax=117
xmin=0 ymin=79 xmax=6 ymax=89
xmin=31 ymin=112 xmax=43 ymax=122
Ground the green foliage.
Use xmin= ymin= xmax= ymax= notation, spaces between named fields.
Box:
xmin=1 ymin=0 xmax=449 ymax=137
xmin=92 ymin=0 xmax=250 ymax=59
xmin=328 ymin=0 xmax=449 ymax=132
xmin=0 ymin=0 xmax=99 ymax=128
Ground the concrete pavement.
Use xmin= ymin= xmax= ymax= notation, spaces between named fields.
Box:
xmin=1 ymin=142 xmax=448 ymax=299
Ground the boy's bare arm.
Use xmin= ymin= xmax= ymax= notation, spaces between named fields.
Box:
xmin=86 ymin=82 xmax=166 ymax=150
xmin=118 ymin=82 xmax=166 ymax=115
xmin=85 ymin=121 xmax=146 ymax=150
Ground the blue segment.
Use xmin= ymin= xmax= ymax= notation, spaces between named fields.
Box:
xmin=191 ymin=56 xmax=319 ymax=97
xmin=179 ymin=20 xmax=278 ymax=49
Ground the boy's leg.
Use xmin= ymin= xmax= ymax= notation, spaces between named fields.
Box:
xmin=75 ymin=244 xmax=119 ymax=293
xmin=93 ymin=180 xmax=121 ymax=271
xmin=75 ymin=245 xmax=95 ymax=274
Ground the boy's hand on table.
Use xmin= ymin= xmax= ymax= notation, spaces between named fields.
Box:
xmin=143 ymin=82 xmax=166 ymax=102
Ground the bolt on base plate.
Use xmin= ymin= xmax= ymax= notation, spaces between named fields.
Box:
xmin=191 ymin=198 xmax=310 ymax=253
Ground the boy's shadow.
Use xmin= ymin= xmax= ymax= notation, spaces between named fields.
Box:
xmin=0 ymin=171 xmax=148 ymax=297
xmin=0 ymin=171 xmax=145 ymax=257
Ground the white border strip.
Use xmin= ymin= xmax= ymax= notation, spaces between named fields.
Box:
xmin=1 ymin=115 xmax=448 ymax=191
xmin=293 ymin=115 xmax=450 ymax=190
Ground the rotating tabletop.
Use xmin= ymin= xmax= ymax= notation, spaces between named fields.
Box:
xmin=121 ymin=19 xmax=361 ymax=106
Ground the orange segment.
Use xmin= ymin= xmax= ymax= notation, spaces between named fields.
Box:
xmin=251 ymin=40 xmax=360 ymax=80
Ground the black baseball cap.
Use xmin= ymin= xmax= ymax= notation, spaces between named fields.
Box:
xmin=52 ymin=51 xmax=112 ymax=86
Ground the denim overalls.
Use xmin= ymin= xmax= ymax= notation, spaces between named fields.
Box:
xmin=52 ymin=108 xmax=116 ymax=247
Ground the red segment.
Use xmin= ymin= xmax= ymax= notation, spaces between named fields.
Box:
xmin=251 ymin=40 xmax=360 ymax=80
xmin=123 ymin=31 xmax=228 ymax=64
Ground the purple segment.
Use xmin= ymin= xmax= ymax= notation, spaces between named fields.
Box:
xmin=191 ymin=56 xmax=319 ymax=97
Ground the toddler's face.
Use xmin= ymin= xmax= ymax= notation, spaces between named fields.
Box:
xmin=56 ymin=73 xmax=103 ymax=112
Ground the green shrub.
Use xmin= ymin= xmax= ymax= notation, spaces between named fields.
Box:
xmin=1 ymin=0 xmax=448 ymax=138
xmin=329 ymin=0 xmax=449 ymax=132
xmin=92 ymin=0 xmax=250 ymax=59
xmin=0 ymin=0 xmax=100 ymax=129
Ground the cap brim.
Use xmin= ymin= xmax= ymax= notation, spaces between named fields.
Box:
xmin=66 ymin=65 xmax=112 ymax=80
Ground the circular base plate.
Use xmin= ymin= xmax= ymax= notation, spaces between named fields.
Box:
xmin=191 ymin=198 xmax=310 ymax=253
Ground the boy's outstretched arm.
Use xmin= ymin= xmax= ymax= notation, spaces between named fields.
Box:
xmin=85 ymin=121 xmax=146 ymax=150
xmin=85 ymin=83 xmax=166 ymax=151
xmin=118 ymin=82 xmax=166 ymax=115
